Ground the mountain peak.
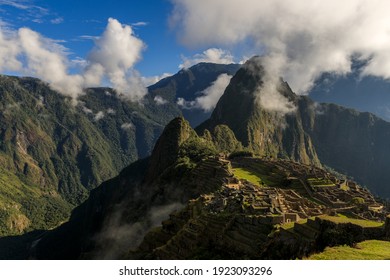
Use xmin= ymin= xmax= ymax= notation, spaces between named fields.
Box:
xmin=145 ymin=117 xmax=196 ymax=182
xmin=197 ymin=57 xmax=319 ymax=165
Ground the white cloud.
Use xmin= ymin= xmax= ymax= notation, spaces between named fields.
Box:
xmin=82 ymin=106 xmax=93 ymax=114
xmin=0 ymin=27 xmax=22 ymax=71
xmin=32 ymin=18 xmax=43 ymax=24
xmin=179 ymin=48 xmax=234 ymax=69
xmin=0 ymin=0 xmax=49 ymax=23
xmin=78 ymin=35 xmax=100 ymax=41
xmin=177 ymin=73 xmax=232 ymax=112
xmin=0 ymin=0 xmax=30 ymax=10
xmin=88 ymin=18 xmax=147 ymax=101
xmin=18 ymin=27 xmax=85 ymax=100
xmin=50 ymin=17 xmax=63 ymax=24
xmin=121 ymin=122 xmax=134 ymax=131
xmin=257 ymin=85 xmax=296 ymax=115
xmin=132 ymin=21 xmax=148 ymax=27
xmin=176 ymin=97 xmax=190 ymax=108
xmin=195 ymin=73 xmax=232 ymax=111
xmin=107 ymin=108 xmax=116 ymax=114
xmin=170 ymin=0 xmax=390 ymax=95
xmin=94 ymin=111 xmax=105 ymax=121
xmin=142 ymin=72 xmax=172 ymax=86
xmin=154 ymin=95 xmax=168 ymax=105
xmin=0 ymin=18 xmax=147 ymax=102
xmin=71 ymin=57 xmax=87 ymax=68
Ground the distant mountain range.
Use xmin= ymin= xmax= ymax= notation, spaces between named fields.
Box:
xmin=149 ymin=62 xmax=240 ymax=127
xmin=0 ymin=76 xmax=180 ymax=236
xmin=310 ymin=61 xmax=390 ymax=121
xmin=1 ymin=58 xmax=390 ymax=259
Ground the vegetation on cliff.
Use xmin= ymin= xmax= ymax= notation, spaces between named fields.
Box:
xmin=0 ymin=75 xmax=179 ymax=236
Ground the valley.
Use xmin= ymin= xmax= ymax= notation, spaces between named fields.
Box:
xmin=1 ymin=58 xmax=390 ymax=260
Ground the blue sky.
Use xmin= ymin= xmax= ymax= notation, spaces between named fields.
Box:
xmin=0 ymin=0 xmax=197 ymax=77
xmin=2 ymin=0 xmax=390 ymax=104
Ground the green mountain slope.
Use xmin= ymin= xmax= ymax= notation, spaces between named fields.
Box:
xmin=32 ymin=117 xmax=228 ymax=259
xmin=0 ymin=63 xmax=239 ymax=237
xmin=0 ymin=75 xmax=180 ymax=236
xmin=3 ymin=58 xmax=390 ymax=259
xmin=197 ymin=58 xmax=320 ymax=165
xmin=27 ymin=117 xmax=389 ymax=260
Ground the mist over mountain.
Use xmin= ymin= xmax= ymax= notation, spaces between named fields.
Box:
xmin=199 ymin=57 xmax=390 ymax=198
xmin=310 ymin=62 xmax=390 ymax=121
xmin=0 ymin=62 xmax=241 ymax=237
xmin=198 ymin=57 xmax=320 ymax=166
xmin=9 ymin=56 xmax=388 ymax=260
xmin=32 ymin=117 xmax=226 ymax=259
xmin=2 ymin=0 xmax=390 ymax=263
xmin=148 ymin=62 xmax=240 ymax=127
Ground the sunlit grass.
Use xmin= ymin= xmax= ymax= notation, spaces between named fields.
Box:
xmin=232 ymin=167 xmax=262 ymax=186
xmin=319 ymin=215 xmax=384 ymax=228
xmin=308 ymin=240 xmax=390 ymax=260
xmin=307 ymin=178 xmax=336 ymax=187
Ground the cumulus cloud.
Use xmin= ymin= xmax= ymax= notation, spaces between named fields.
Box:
xmin=179 ymin=48 xmax=235 ymax=69
xmin=17 ymin=27 xmax=85 ymax=100
xmin=88 ymin=18 xmax=146 ymax=101
xmin=154 ymin=95 xmax=168 ymax=105
xmin=0 ymin=27 xmax=21 ymax=71
xmin=170 ymin=0 xmax=390 ymax=97
xmin=0 ymin=17 xmax=147 ymax=102
xmin=177 ymin=73 xmax=232 ymax=112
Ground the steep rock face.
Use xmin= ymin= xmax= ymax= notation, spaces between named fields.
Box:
xmin=298 ymin=97 xmax=390 ymax=197
xmin=198 ymin=58 xmax=320 ymax=165
xmin=211 ymin=125 xmax=242 ymax=153
xmin=145 ymin=117 xmax=196 ymax=183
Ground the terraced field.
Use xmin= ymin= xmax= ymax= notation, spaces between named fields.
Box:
xmin=319 ymin=215 xmax=384 ymax=228
xmin=232 ymin=168 xmax=262 ymax=186
xmin=231 ymin=158 xmax=286 ymax=187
